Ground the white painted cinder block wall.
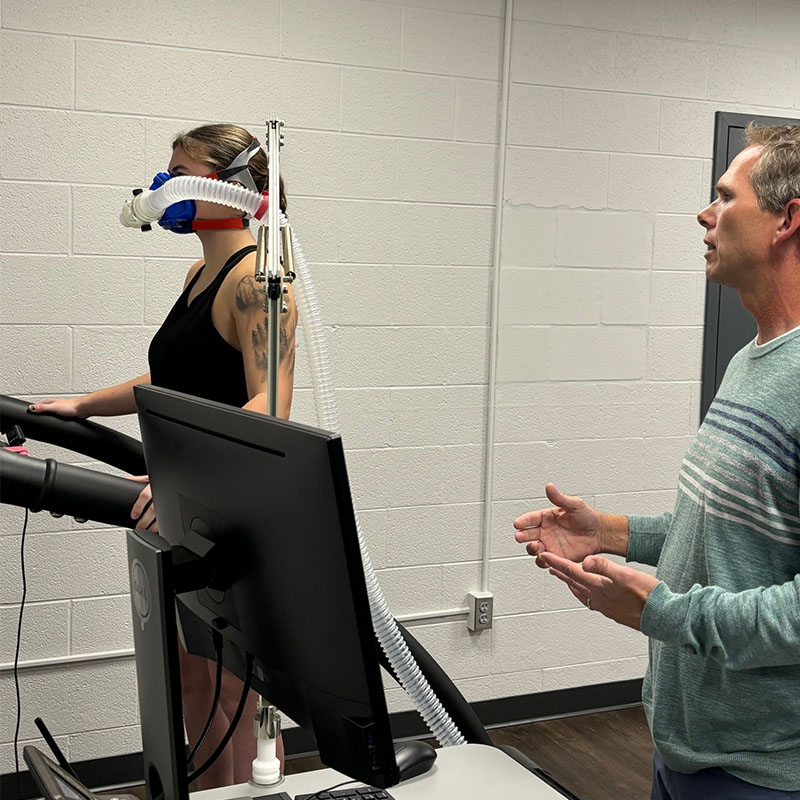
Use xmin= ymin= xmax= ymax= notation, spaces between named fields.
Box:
xmin=2 ymin=0 xmax=800 ymax=773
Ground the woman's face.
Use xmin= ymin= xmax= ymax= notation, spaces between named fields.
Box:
xmin=167 ymin=144 xmax=244 ymax=221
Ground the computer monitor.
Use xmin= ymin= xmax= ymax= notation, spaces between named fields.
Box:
xmin=129 ymin=384 xmax=399 ymax=798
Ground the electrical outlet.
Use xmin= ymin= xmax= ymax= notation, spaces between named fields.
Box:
xmin=466 ymin=590 xmax=493 ymax=631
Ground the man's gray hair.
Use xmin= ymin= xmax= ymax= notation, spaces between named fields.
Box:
xmin=745 ymin=123 xmax=800 ymax=214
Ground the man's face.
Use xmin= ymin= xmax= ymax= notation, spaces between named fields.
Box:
xmin=697 ymin=146 xmax=781 ymax=291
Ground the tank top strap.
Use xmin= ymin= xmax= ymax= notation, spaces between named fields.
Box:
xmin=216 ymin=244 xmax=257 ymax=283
xmin=185 ymin=245 xmax=257 ymax=312
xmin=183 ymin=264 xmax=206 ymax=297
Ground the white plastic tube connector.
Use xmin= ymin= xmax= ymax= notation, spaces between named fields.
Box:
xmin=120 ymin=175 xmax=268 ymax=228
xmin=251 ymin=736 xmax=281 ymax=786
xmin=119 ymin=179 xmax=466 ymax=747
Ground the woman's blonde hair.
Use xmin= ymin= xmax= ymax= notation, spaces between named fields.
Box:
xmin=173 ymin=123 xmax=287 ymax=212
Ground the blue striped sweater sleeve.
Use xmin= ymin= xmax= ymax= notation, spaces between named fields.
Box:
xmin=641 ymin=574 xmax=800 ymax=670
xmin=626 ymin=512 xmax=672 ymax=566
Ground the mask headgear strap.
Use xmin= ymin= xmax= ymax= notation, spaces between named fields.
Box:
xmin=208 ymin=138 xmax=262 ymax=195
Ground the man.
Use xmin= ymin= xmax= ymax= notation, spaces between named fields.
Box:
xmin=514 ymin=125 xmax=800 ymax=799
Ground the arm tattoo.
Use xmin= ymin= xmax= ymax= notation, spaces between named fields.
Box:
xmin=251 ymin=320 xmax=268 ymax=375
xmin=249 ymin=315 xmax=296 ymax=377
xmin=235 ymin=275 xmax=265 ymax=312
xmin=281 ymin=314 xmax=296 ymax=376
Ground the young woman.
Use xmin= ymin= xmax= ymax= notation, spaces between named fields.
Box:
xmin=29 ymin=124 xmax=296 ymax=789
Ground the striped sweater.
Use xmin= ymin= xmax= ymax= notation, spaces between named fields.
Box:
xmin=627 ymin=326 xmax=800 ymax=791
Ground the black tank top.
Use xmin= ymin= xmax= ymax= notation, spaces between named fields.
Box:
xmin=148 ymin=245 xmax=256 ymax=408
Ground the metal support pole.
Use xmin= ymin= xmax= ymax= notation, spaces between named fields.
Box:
xmin=265 ymin=119 xmax=284 ymax=418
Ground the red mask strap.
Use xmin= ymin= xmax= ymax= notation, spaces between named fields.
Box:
xmin=191 ymin=218 xmax=249 ymax=230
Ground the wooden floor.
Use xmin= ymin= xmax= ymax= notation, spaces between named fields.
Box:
xmin=285 ymin=706 xmax=655 ymax=800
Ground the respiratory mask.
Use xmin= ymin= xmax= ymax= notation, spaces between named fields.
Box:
xmin=153 ymin=137 xmax=266 ymax=234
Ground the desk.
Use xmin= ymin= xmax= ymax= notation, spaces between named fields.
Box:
xmin=194 ymin=744 xmax=568 ymax=800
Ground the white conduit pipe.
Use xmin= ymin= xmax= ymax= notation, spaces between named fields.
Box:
xmin=121 ymin=179 xmax=466 ymax=746
xmin=480 ymin=0 xmax=515 ymax=593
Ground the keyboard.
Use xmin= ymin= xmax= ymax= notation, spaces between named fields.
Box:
xmin=295 ymin=789 xmax=394 ymax=799
xmin=255 ymin=788 xmax=395 ymax=800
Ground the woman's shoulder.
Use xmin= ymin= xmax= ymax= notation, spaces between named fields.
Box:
xmin=220 ymin=255 xmax=296 ymax=323
xmin=219 ymin=253 xmax=262 ymax=314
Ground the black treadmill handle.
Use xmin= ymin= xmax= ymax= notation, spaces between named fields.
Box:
xmin=0 ymin=449 xmax=145 ymax=529
xmin=0 ymin=393 xmax=146 ymax=475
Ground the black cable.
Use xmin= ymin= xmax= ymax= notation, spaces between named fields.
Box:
xmin=14 ymin=508 xmax=30 ymax=795
xmin=186 ymin=653 xmax=254 ymax=786
xmin=185 ymin=632 xmax=224 ymax=766
xmin=34 ymin=717 xmax=79 ymax=779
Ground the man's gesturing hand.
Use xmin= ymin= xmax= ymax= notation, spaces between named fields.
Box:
xmin=538 ymin=551 xmax=659 ymax=630
xmin=513 ymin=484 xmax=604 ymax=565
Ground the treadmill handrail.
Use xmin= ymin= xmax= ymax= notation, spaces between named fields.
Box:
xmin=1 ymin=394 xmax=145 ymax=475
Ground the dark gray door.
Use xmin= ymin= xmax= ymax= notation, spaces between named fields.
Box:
xmin=700 ymin=112 xmax=800 ymax=420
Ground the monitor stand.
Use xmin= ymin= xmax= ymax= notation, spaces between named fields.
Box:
xmin=127 ymin=529 xmax=190 ymax=800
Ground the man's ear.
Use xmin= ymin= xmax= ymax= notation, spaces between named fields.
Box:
xmin=775 ymin=198 xmax=800 ymax=247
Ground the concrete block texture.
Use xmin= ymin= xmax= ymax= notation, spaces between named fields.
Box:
xmin=505 ymin=147 xmax=609 ymax=209
xmin=561 ymin=90 xmax=661 ymax=154
xmin=706 ymin=46 xmax=797 ymax=108
xmin=402 ymin=7 xmax=503 ymax=80
xmin=513 ymin=0 xmax=564 ymax=23
xmin=499 ymin=268 xmax=604 ymax=325
xmin=1 ymin=108 xmax=145 ymax=184
xmin=0 ymin=529 xmax=129 ymax=604
xmin=491 ymin=609 xmax=648 ymax=672
xmin=342 ymin=69 xmax=456 ymax=139
xmin=2 ymin=0 xmax=281 ymax=55
xmin=215 ymin=55 xmax=341 ymax=131
xmin=71 ymin=326 xmax=159 ymax=392
xmin=0 ymin=256 xmax=145 ymax=325
xmin=649 ymin=271 xmax=706 ymax=326
xmin=654 ymin=213 xmax=706 ymax=271
xmin=608 ymin=154 xmax=705 ymax=214
xmin=77 ymin=41 xmax=214 ymax=119
xmin=614 ymin=35 xmax=709 ymax=100
xmin=494 ymin=380 xmax=693 ymax=443
xmin=0 ymin=182 xmax=71 ymax=254
xmin=71 ymin=595 xmax=134 ymax=654
xmin=456 ymin=79 xmax=502 ymax=144
xmin=556 ymin=210 xmax=653 ymax=268
xmin=662 ymin=0 xmax=755 ymax=48
xmin=754 ymin=0 xmax=800 ymax=55
xmin=511 ymin=22 xmax=615 ymax=90
xmin=493 ymin=435 xmax=687 ymax=500
xmin=507 ymin=84 xmax=563 ymax=148
xmin=338 ymin=201 xmax=495 ymax=266
xmin=0 ymin=660 xmax=138 ymax=741
xmin=0 ymin=31 xmax=74 ymax=109
xmin=541 ymin=654 xmax=649 ymax=691
xmin=0 ymin=601 xmax=70 ymax=662
xmin=1 ymin=326 xmax=72 ymax=395
xmin=286 ymin=131 xmax=398 ymax=200
xmin=396 ymin=140 xmax=497 ymax=205
xmin=602 ymin=270 xmax=650 ymax=325
xmin=565 ymin=0 xmax=664 ymax=35
xmin=282 ymin=0 xmax=402 ymax=69
xmin=67 ymin=725 xmax=142 ymax=763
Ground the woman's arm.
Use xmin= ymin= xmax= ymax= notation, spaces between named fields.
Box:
xmin=229 ymin=266 xmax=297 ymax=420
xmin=29 ymin=372 xmax=152 ymax=418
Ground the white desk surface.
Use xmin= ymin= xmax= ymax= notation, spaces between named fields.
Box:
xmin=193 ymin=743 xmax=568 ymax=800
